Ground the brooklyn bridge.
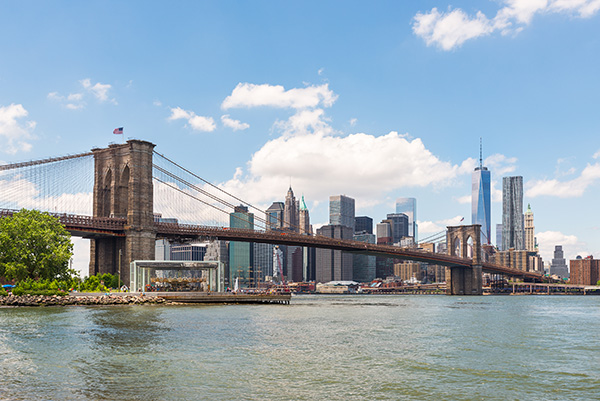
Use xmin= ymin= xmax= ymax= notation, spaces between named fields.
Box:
xmin=0 ymin=139 xmax=542 ymax=295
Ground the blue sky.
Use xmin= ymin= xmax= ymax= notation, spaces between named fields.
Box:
xmin=1 ymin=0 xmax=599 ymax=273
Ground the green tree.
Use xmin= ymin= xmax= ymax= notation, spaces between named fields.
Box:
xmin=0 ymin=209 xmax=74 ymax=282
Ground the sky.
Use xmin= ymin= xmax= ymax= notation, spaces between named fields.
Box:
xmin=1 ymin=0 xmax=599 ymax=275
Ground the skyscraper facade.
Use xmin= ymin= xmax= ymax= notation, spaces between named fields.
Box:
xmin=472 ymin=161 xmax=491 ymax=244
xmin=253 ymin=243 xmax=273 ymax=280
xmin=355 ymin=216 xmax=373 ymax=234
xmin=229 ymin=205 xmax=254 ymax=287
xmin=385 ymin=213 xmax=409 ymax=244
xmin=298 ymin=195 xmax=314 ymax=281
xmin=496 ymin=224 xmax=503 ymax=251
xmin=550 ymin=245 xmax=569 ymax=278
xmin=266 ymin=201 xmax=284 ymax=231
xmin=502 ymin=176 xmax=524 ymax=251
xmin=299 ymin=195 xmax=311 ymax=234
xmin=284 ymin=187 xmax=299 ymax=232
xmin=353 ymin=232 xmax=376 ymax=282
xmin=204 ymin=240 xmax=229 ymax=286
xmin=524 ymin=204 xmax=535 ymax=252
xmin=396 ymin=197 xmax=417 ymax=241
xmin=315 ymin=224 xmax=354 ymax=282
xmin=171 ymin=243 xmax=208 ymax=261
xmin=329 ymin=195 xmax=355 ymax=230
xmin=376 ymin=222 xmax=392 ymax=245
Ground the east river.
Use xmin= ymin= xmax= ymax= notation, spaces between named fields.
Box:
xmin=1 ymin=295 xmax=599 ymax=400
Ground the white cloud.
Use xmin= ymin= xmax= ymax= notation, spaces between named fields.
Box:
xmin=48 ymin=91 xmax=85 ymax=110
xmin=349 ymin=118 xmax=357 ymax=126
xmin=439 ymin=215 xmax=466 ymax=226
xmin=49 ymin=78 xmax=116 ymax=109
xmin=491 ymin=180 xmax=503 ymax=202
xmin=455 ymin=194 xmax=471 ymax=204
xmin=168 ymin=107 xmax=216 ymax=132
xmin=80 ymin=78 xmax=116 ymax=104
xmin=413 ymin=0 xmax=600 ymax=50
xmin=418 ymin=216 xmax=465 ymax=242
xmin=593 ymin=149 xmax=600 ymax=159
xmin=221 ymin=115 xmax=250 ymax=131
xmin=217 ymin=128 xmax=466 ymax=208
xmin=526 ymin=162 xmax=600 ymax=198
xmin=536 ymin=230 xmax=589 ymax=263
xmin=484 ymin=153 xmax=518 ymax=175
xmin=417 ymin=220 xmax=445 ymax=235
xmin=273 ymin=108 xmax=336 ymax=138
xmin=222 ymin=83 xmax=338 ymax=110
xmin=188 ymin=115 xmax=216 ymax=132
xmin=0 ymin=104 xmax=36 ymax=154
xmin=208 ymin=82 xmax=476 ymax=217
xmin=413 ymin=7 xmax=494 ymax=51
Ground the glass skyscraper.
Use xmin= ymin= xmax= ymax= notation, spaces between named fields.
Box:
xmin=266 ymin=201 xmax=284 ymax=231
xmin=229 ymin=205 xmax=254 ymax=287
xmin=385 ymin=213 xmax=409 ymax=244
xmin=329 ymin=195 xmax=355 ymax=230
xmin=502 ymin=176 xmax=524 ymax=251
xmin=353 ymin=232 xmax=376 ymax=282
xmin=472 ymin=165 xmax=491 ymax=244
xmin=395 ymin=197 xmax=417 ymax=241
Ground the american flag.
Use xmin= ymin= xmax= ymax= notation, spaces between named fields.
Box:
xmin=113 ymin=127 xmax=123 ymax=135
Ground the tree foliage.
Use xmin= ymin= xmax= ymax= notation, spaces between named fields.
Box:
xmin=79 ymin=273 xmax=120 ymax=292
xmin=0 ymin=209 xmax=74 ymax=282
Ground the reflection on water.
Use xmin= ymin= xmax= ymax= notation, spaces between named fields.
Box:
xmin=70 ymin=306 xmax=171 ymax=401
xmin=0 ymin=296 xmax=599 ymax=400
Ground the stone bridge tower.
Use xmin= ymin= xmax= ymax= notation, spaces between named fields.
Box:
xmin=446 ymin=224 xmax=483 ymax=295
xmin=89 ymin=140 xmax=156 ymax=285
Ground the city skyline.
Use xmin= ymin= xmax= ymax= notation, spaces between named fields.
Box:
xmin=1 ymin=1 xmax=599 ymax=274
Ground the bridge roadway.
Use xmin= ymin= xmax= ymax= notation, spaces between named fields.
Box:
xmin=0 ymin=208 xmax=542 ymax=280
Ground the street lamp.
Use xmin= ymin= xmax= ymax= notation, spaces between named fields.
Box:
xmin=118 ymin=249 xmax=122 ymax=291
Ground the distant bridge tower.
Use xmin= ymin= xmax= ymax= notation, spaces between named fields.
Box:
xmin=89 ymin=140 xmax=156 ymax=285
xmin=446 ymin=224 xmax=483 ymax=295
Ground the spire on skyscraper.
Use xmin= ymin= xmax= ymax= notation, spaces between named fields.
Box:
xmin=480 ymin=137 xmax=483 ymax=169
xmin=300 ymin=194 xmax=308 ymax=211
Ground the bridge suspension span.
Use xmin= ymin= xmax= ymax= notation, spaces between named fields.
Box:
xmin=0 ymin=139 xmax=542 ymax=294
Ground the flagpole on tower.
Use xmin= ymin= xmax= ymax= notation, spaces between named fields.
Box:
xmin=113 ymin=127 xmax=124 ymax=143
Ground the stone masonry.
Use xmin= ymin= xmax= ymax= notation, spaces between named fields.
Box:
xmin=89 ymin=140 xmax=156 ymax=285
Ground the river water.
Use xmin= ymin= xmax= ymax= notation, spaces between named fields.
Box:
xmin=1 ymin=295 xmax=599 ymax=401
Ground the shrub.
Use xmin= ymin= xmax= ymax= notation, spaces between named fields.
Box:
xmin=12 ymin=278 xmax=70 ymax=296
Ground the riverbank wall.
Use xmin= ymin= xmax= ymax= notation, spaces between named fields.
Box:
xmin=0 ymin=293 xmax=166 ymax=307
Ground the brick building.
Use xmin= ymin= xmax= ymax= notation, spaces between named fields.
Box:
xmin=570 ymin=257 xmax=600 ymax=285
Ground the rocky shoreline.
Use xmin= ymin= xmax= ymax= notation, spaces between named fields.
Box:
xmin=0 ymin=294 xmax=167 ymax=307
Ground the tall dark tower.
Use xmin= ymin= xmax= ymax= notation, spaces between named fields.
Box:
xmin=283 ymin=186 xmax=298 ymax=232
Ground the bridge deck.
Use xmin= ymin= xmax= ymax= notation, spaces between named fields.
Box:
xmin=0 ymin=208 xmax=543 ymax=280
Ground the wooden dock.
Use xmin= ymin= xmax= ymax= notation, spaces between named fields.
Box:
xmin=151 ymin=292 xmax=292 ymax=304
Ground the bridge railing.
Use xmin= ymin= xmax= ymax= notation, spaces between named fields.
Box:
xmin=0 ymin=208 xmax=127 ymax=231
